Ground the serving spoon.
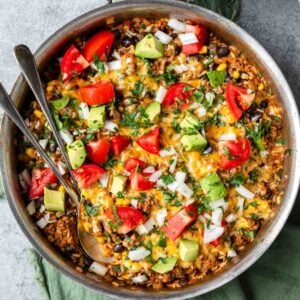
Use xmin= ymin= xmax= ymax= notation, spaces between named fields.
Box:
xmin=0 ymin=49 xmax=113 ymax=264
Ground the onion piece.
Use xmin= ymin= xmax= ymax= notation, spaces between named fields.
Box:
xmin=178 ymin=32 xmax=198 ymax=45
xmin=236 ymin=185 xmax=255 ymax=199
xmin=159 ymin=146 xmax=176 ymax=157
xmin=59 ymin=129 xmax=73 ymax=145
xmin=212 ymin=208 xmax=223 ymax=226
xmin=168 ymin=18 xmax=186 ymax=32
xmin=175 ymin=171 xmax=186 ymax=183
xmin=89 ymin=261 xmax=108 ymax=276
xmin=149 ymin=170 xmax=162 ymax=183
xmin=107 ymin=60 xmax=122 ymax=71
xmin=210 ymin=198 xmax=225 ymax=210
xmin=167 ymin=180 xmax=180 ymax=192
xmin=260 ymin=150 xmax=269 ymax=158
xmin=39 ymin=139 xmax=48 ymax=150
xmin=112 ymin=50 xmax=121 ymax=60
xmin=19 ymin=169 xmax=31 ymax=186
xmin=57 ymin=161 xmax=67 ymax=175
xmin=128 ymin=247 xmax=150 ymax=261
xmin=203 ymin=225 xmax=224 ymax=244
xmin=143 ymin=166 xmax=155 ymax=174
xmin=174 ymin=64 xmax=187 ymax=74
xmin=130 ymin=199 xmax=138 ymax=208
xmin=99 ymin=172 xmax=109 ymax=188
xmin=169 ymin=156 xmax=177 ymax=173
xmin=237 ymin=197 xmax=244 ymax=213
xmin=132 ymin=274 xmax=148 ymax=284
xmin=196 ymin=107 xmax=207 ymax=117
xmin=219 ymin=133 xmax=237 ymax=141
xmin=135 ymin=218 xmax=156 ymax=235
xmin=155 ymin=209 xmax=167 ymax=227
xmin=78 ymin=102 xmax=89 ymax=120
xmin=36 ymin=213 xmax=50 ymax=229
xmin=198 ymin=215 xmax=206 ymax=223
xmin=155 ymin=30 xmax=172 ymax=44
xmin=104 ymin=121 xmax=118 ymax=132
xmin=225 ymin=213 xmax=237 ymax=223
xmin=156 ymin=86 xmax=167 ymax=103
xmin=176 ymin=183 xmax=193 ymax=198
xmin=26 ymin=201 xmax=36 ymax=216
xmin=227 ymin=249 xmax=237 ymax=258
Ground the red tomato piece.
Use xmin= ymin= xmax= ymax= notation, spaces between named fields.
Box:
xmin=61 ymin=45 xmax=89 ymax=81
xmin=210 ymin=237 xmax=221 ymax=247
xmin=28 ymin=168 xmax=57 ymax=199
xmin=162 ymin=83 xmax=194 ymax=108
xmin=79 ymin=81 xmax=115 ymax=106
xmin=73 ymin=164 xmax=105 ymax=189
xmin=225 ymin=84 xmax=255 ymax=120
xmin=136 ymin=127 xmax=160 ymax=154
xmin=124 ymin=158 xmax=146 ymax=173
xmin=219 ymin=138 xmax=251 ymax=170
xmin=110 ymin=136 xmax=130 ymax=156
xmin=83 ymin=30 xmax=115 ymax=62
xmin=129 ymin=172 xmax=154 ymax=191
xmin=183 ymin=25 xmax=207 ymax=55
xmin=162 ymin=204 xmax=198 ymax=240
xmin=86 ymin=138 xmax=110 ymax=164
xmin=182 ymin=43 xmax=203 ymax=55
xmin=106 ymin=206 xmax=145 ymax=234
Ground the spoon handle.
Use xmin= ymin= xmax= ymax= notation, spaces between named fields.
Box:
xmin=14 ymin=44 xmax=80 ymax=195
xmin=0 ymin=82 xmax=79 ymax=205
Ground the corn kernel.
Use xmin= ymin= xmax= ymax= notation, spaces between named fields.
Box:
xmin=46 ymin=85 xmax=54 ymax=92
xmin=258 ymin=83 xmax=264 ymax=91
xmin=33 ymin=109 xmax=43 ymax=119
xmin=58 ymin=185 xmax=65 ymax=193
xmin=96 ymin=237 xmax=105 ymax=244
xmin=217 ymin=63 xmax=227 ymax=71
xmin=199 ymin=45 xmax=208 ymax=54
xmin=241 ymin=73 xmax=249 ymax=79
xmin=26 ymin=148 xmax=36 ymax=159
xmin=232 ymin=71 xmax=240 ymax=79
xmin=116 ymin=198 xmax=130 ymax=206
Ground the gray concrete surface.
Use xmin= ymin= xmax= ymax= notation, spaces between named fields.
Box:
xmin=0 ymin=0 xmax=299 ymax=299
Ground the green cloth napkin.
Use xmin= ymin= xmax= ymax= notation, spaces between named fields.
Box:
xmin=30 ymin=224 xmax=300 ymax=300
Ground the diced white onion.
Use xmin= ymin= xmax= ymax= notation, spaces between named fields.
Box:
xmin=104 ymin=121 xmax=118 ymax=132
xmin=210 ymin=198 xmax=225 ymax=210
xmin=156 ymin=86 xmax=167 ymax=103
xmin=78 ymin=103 xmax=89 ymax=120
xmin=159 ymin=146 xmax=176 ymax=157
xmin=107 ymin=60 xmax=122 ymax=71
xmin=169 ymin=156 xmax=177 ymax=173
xmin=222 ymin=202 xmax=229 ymax=211
xmin=185 ymin=198 xmax=195 ymax=206
xmin=26 ymin=201 xmax=36 ymax=216
xmin=39 ymin=139 xmax=48 ymax=150
xmin=168 ymin=18 xmax=186 ymax=32
xmin=174 ymin=64 xmax=187 ymax=74
xmin=128 ymin=247 xmax=150 ymax=261
xmin=132 ymin=274 xmax=148 ymax=284
xmin=157 ymin=179 xmax=166 ymax=188
xmin=24 ymin=118 xmax=30 ymax=126
xmin=198 ymin=215 xmax=206 ymax=223
xmin=135 ymin=218 xmax=156 ymax=235
xmin=212 ymin=208 xmax=223 ymax=226
xmin=59 ymin=129 xmax=73 ymax=145
xmin=203 ymin=212 xmax=211 ymax=220
xmin=227 ymin=249 xmax=237 ymax=258
xmin=57 ymin=161 xmax=67 ymax=175
xmin=39 ymin=205 xmax=46 ymax=213
xmin=205 ymin=92 xmax=215 ymax=103
xmin=130 ymin=199 xmax=138 ymax=208
xmin=236 ymin=185 xmax=255 ymax=200
xmin=175 ymin=172 xmax=186 ymax=183
xmin=149 ymin=170 xmax=163 ymax=182
xmin=155 ymin=30 xmax=173 ymax=44
xmin=196 ymin=107 xmax=207 ymax=117
xmin=260 ymin=150 xmax=269 ymax=158
xmin=99 ymin=172 xmax=109 ymax=188
xmin=89 ymin=261 xmax=108 ymax=276
xmin=204 ymin=225 xmax=224 ymax=244
xmin=167 ymin=180 xmax=180 ymax=191
xmin=219 ymin=133 xmax=237 ymax=141
xmin=143 ymin=166 xmax=155 ymax=174
xmin=237 ymin=197 xmax=244 ymax=213
xmin=112 ymin=50 xmax=121 ymax=60
xmin=36 ymin=213 xmax=50 ymax=229
xmin=19 ymin=169 xmax=31 ymax=190
xmin=178 ymin=32 xmax=198 ymax=45
xmin=155 ymin=209 xmax=167 ymax=227
xmin=176 ymin=183 xmax=193 ymax=198
xmin=225 ymin=213 xmax=237 ymax=223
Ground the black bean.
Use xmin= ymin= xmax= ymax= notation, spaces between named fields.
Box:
xmin=121 ymin=35 xmax=137 ymax=47
xmin=246 ymin=102 xmax=257 ymax=115
xmin=217 ymin=46 xmax=230 ymax=57
xmin=113 ymin=243 xmax=125 ymax=253
xmin=264 ymin=188 xmax=272 ymax=200
xmin=203 ymin=144 xmax=213 ymax=155
xmin=175 ymin=45 xmax=182 ymax=56
xmin=260 ymin=99 xmax=269 ymax=108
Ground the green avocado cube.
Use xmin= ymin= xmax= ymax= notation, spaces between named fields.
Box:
xmin=67 ymin=140 xmax=87 ymax=169
xmin=135 ymin=34 xmax=164 ymax=59
xmin=181 ymin=132 xmax=207 ymax=151
xmin=151 ymin=257 xmax=177 ymax=274
xmin=180 ymin=112 xmax=202 ymax=130
xmin=50 ymin=95 xmax=70 ymax=111
xmin=179 ymin=239 xmax=199 ymax=262
xmin=110 ymin=175 xmax=127 ymax=196
xmin=44 ymin=187 xmax=65 ymax=212
xmin=87 ymin=105 xmax=106 ymax=129
xmin=145 ymin=102 xmax=161 ymax=123
xmin=200 ymin=173 xmax=227 ymax=201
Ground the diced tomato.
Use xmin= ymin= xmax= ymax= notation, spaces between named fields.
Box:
xmin=210 ymin=238 xmax=221 ymax=247
xmin=136 ymin=127 xmax=160 ymax=154
xmin=83 ymin=30 xmax=115 ymax=62
xmin=61 ymin=45 xmax=89 ymax=81
xmin=219 ymin=138 xmax=251 ymax=170
xmin=73 ymin=164 xmax=105 ymax=189
xmin=162 ymin=83 xmax=194 ymax=108
xmin=129 ymin=172 xmax=154 ymax=191
xmin=124 ymin=158 xmax=146 ymax=173
xmin=225 ymin=84 xmax=255 ymax=120
xmin=183 ymin=25 xmax=207 ymax=55
xmin=182 ymin=43 xmax=203 ymax=55
xmin=162 ymin=204 xmax=198 ymax=240
xmin=110 ymin=136 xmax=130 ymax=156
xmin=79 ymin=81 xmax=115 ymax=106
xmin=28 ymin=168 xmax=57 ymax=199
xmin=86 ymin=138 xmax=110 ymax=164
xmin=106 ymin=206 xmax=145 ymax=234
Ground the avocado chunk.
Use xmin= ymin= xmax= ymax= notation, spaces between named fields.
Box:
xmin=200 ymin=173 xmax=227 ymax=201
xmin=44 ymin=187 xmax=65 ymax=212
xmin=135 ymin=34 xmax=164 ymax=59
xmin=110 ymin=175 xmax=127 ymax=196
xmin=67 ymin=140 xmax=87 ymax=169
xmin=50 ymin=95 xmax=70 ymax=111
xmin=152 ymin=257 xmax=177 ymax=274
xmin=180 ymin=112 xmax=202 ymax=130
xmin=87 ymin=105 xmax=106 ymax=129
xmin=179 ymin=239 xmax=199 ymax=262
xmin=145 ymin=102 xmax=161 ymax=123
xmin=181 ymin=132 xmax=207 ymax=151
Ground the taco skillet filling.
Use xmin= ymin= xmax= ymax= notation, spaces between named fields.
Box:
xmin=17 ymin=17 xmax=288 ymax=288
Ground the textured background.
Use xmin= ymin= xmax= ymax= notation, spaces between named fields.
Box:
xmin=0 ymin=0 xmax=299 ymax=299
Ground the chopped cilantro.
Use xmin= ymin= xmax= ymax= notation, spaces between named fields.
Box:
xmin=132 ymin=81 xmax=144 ymax=96
xmin=228 ymin=173 xmax=245 ymax=187
xmin=104 ymin=158 xmax=118 ymax=168
xmin=112 ymin=205 xmax=122 ymax=226
xmin=161 ymin=174 xmax=175 ymax=185
xmin=93 ymin=54 xmax=106 ymax=74
xmin=157 ymin=233 xmax=167 ymax=248
xmin=248 ymin=169 xmax=259 ymax=183
xmin=207 ymin=70 xmax=227 ymax=88
xmin=84 ymin=204 xmax=99 ymax=216
xmin=275 ymin=138 xmax=286 ymax=145
xmin=193 ymin=89 xmax=205 ymax=104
